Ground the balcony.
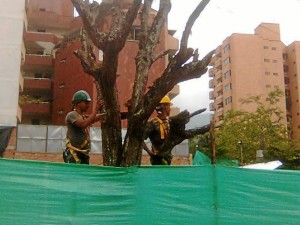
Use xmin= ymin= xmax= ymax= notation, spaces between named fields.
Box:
xmin=209 ymin=79 xmax=214 ymax=88
xmin=24 ymin=78 xmax=52 ymax=91
xmin=209 ymin=68 xmax=214 ymax=77
xmin=209 ymin=91 xmax=215 ymax=100
xmin=25 ymin=32 xmax=61 ymax=44
xmin=209 ymin=102 xmax=214 ymax=111
xmin=215 ymin=96 xmax=223 ymax=106
xmin=27 ymin=11 xmax=73 ymax=30
xmin=21 ymin=102 xmax=51 ymax=115
xmin=215 ymin=46 xmax=222 ymax=57
xmin=25 ymin=54 xmax=53 ymax=66
xmin=215 ymin=70 xmax=222 ymax=80
xmin=215 ymin=82 xmax=223 ymax=92
xmin=215 ymin=57 xmax=222 ymax=69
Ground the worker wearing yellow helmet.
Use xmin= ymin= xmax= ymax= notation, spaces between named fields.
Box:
xmin=143 ymin=95 xmax=173 ymax=165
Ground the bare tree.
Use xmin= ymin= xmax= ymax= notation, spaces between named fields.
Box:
xmin=70 ymin=0 xmax=214 ymax=166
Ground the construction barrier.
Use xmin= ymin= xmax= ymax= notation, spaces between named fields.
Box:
xmin=0 ymin=159 xmax=299 ymax=224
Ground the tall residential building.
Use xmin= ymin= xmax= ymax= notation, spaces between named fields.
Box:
xmin=209 ymin=23 xmax=300 ymax=141
xmin=18 ymin=0 xmax=179 ymax=126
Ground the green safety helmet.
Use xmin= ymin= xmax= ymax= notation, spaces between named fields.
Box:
xmin=72 ymin=90 xmax=92 ymax=104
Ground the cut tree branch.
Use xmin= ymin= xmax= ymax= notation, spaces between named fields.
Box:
xmin=176 ymin=0 xmax=210 ymax=65
xmin=158 ymin=108 xmax=209 ymax=157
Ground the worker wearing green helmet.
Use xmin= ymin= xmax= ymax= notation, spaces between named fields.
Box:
xmin=63 ymin=90 xmax=104 ymax=164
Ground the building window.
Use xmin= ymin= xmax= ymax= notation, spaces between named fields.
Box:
xmin=271 ymin=47 xmax=277 ymax=50
xmin=272 ymin=60 xmax=277 ymax=63
xmin=284 ymin=77 xmax=289 ymax=84
xmin=273 ymin=72 xmax=278 ymax=76
xmin=283 ymin=65 xmax=288 ymax=72
xmin=128 ymin=27 xmax=141 ymax=41
xmin=224 ymin=70 xmax=231 ymax=79
xmin=274 ymin=85 xmax=279 ymax=89
xmin=264 ymin=59 xmax=270 ymax=62
xmin=223 ymin=44 xmax=230 ymax=53
xmin=266 ymin=84 xmax=271 ymax=88
xmin=224 ymin=83 xmax=232 ymax=91
xmin=224 ymin=57 xmax=230 ymax=66
xmin=282 ymin=53 xmax=288 ymax=60
xmin=263 ymin=46 xmax=269 ymax=49
xmin=224 ymin=83 xmax=230 ymax=91
xmin=265 ymin=72 xmax=270 ymax=75
xmin=39 ymin=8 xmax=46 ymax=12
xmin=225 ymin=96 xmax=232 ymax=105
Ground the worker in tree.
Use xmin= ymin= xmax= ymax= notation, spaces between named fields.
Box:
xmin=143 ymin=95 xmax=173 ymax=165
xmin=63 ymin=90 xmax=104 ymax=164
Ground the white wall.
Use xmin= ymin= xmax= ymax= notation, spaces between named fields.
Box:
xmin=0 ymin=0 xmax=25 ymax=126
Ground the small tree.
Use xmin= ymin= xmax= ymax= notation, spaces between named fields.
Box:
xmin=215 ymin=89 xmax=300 ymax=166
xmin=71 ymin=0 xmax=214 ymax=166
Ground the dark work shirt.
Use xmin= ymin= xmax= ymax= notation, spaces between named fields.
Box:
xmin=65 ymin=111 xmax=90 ymax=149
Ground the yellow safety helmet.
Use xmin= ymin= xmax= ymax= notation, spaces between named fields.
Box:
xmin=160 ymin=95 xmax=173 ymax=105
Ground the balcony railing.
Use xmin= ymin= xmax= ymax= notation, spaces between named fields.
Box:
xmin=209 ymin=68 xmax=214 ymax=77
xmin=25 ymin=32 xmax=61 ymax=44
xmin=21 ymin=102 xmax=51 ymax=115
xmin=24 ymin=78 xmax=52 ymax=90
xmin=25 ymin=54 xmax=53 ymax=66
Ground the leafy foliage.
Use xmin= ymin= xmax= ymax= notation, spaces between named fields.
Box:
xmin=189 ymin=132 xmax=210 ymax=157
xmin=215 ymin=89 xmax=300 ymax=168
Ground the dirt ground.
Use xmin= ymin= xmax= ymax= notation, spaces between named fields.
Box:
xmin=2 ymin=150 xmax=191 ymax=166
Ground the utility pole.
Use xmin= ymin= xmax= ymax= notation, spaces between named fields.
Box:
xmin=238 ymin=140 xmax=243 ymax=166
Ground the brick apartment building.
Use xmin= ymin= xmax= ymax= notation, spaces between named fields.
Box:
xmin=209 ymin=23 xmax=300 ymax=141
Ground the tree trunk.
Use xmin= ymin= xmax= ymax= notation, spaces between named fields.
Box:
xmin=100 ymin=50 xmax=122 ymax=166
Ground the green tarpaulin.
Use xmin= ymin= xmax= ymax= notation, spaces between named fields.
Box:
xmin=0 ymin=158 xmax=299 ymax=224
xmin=193 ymin=150 xmax=239 ymax=167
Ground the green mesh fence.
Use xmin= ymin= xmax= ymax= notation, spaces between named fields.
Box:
xmin=193 ymin=150 xmax=239 ymax=167
xmin=0 ymin=158 xmax=299 ymax=225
